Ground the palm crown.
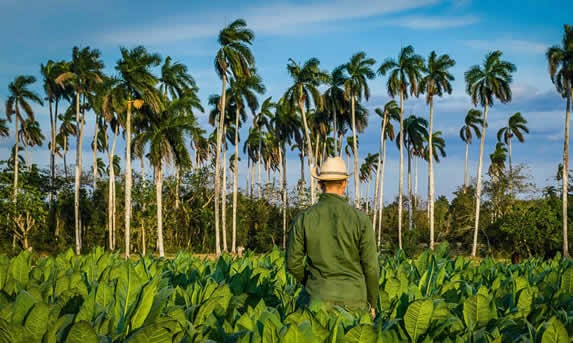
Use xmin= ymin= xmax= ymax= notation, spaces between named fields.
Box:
xmin=465 ymin=50 xmax=516 ymax=107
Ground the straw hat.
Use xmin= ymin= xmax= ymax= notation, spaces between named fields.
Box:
xmin=311 ymin=157 xmax=350 ymax=181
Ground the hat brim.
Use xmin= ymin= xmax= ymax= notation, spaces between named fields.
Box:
xmin=311 ymin=167 xmax=350 ymax=181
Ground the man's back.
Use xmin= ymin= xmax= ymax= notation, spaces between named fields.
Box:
xmin=286 ymin=193 xmax=379 ymax=308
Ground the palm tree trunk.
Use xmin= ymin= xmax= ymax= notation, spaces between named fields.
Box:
xmin=214 ymin=75 xmax=227 ymax=256
xmin=472 ymin=102 xmax=489 ymax=257
xmin=175 ymin=167 xmax=180 ymax=209
xmin=339 ymin=132 xmax=344 ymax=158
xmin=464 ymin=142 xmax=469 ymax=191
xmin=141 ymin=157 xmax=145 ymax=182
xmin=398 ymin=91 xmax=404 ymax=249
xmin=48 ymin=99 xmax=55 ymax=205
xmin=428 ymin=97 xmax=435 ymax=250
xmin=74 ymin=92 xmax=83 ymax=255
xmin=508 ymin=137 xmax=513 ymax=194
xmin=299 ymin=100 xmax=316 ymax=203
xmin=378 ymin=135 xmax=388 ymax=247
xmin=372 ymin=115 xmax=387 ymax=232
xmin=366 ymin=178 xmax=371 ymax=214
xmin=222 ymin=143 xmax=228 ymax=252
xmin=351 ymin=96 xmax=360 ymax=208
xmin=13 ymin=113 xmax=19 ymax=203
xmin=108 ymin=124 xmax=118 ymax=251
xmin=408 ymin=148 xmax=413 ymax=231
xmin=125 ymin=101 xmax=133 ymax=259
xmin=93 ymin=115 xmax=99 ymax=191
xmin=232 ymin=108 xmax=240 ymax=254
xmin=333 ymin=106 xmax=338 ymax=153
xmin=563 ymin=92 xmax=571 ymax=258
xmin=63 ymin=135 xmax=68 ymax=180
xmin=155 ymin=164 xmax=164 ymax=257
xmin=24 ymin=141 xmax=30 ymax=171
xmin=257 ymin=155 xmax=262 ymax=199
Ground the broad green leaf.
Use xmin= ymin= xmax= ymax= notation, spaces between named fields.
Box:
xmin=541 ymin=317 xmax=569 ymax=343
xmin=24 ymin=302 xmax=50 ymax=340
xmin=404 ymin=299 xmax=433 ymax=342
xmin=516 ymin=287 xmax=536 ymax=318
xmin=130 ymin=278 xmax=160 ymax=330
xmin=126 ymin=320 xmax=181 ymax=343
xmin=9 ymin=251 xmax=31 ymax=289
xmin=44 ymin=313 xmax=74 ymax=343
xmin=560 ymin=267 xmax=573 ymax=294
xmin=0 ymin=318 xmax=14 ymax=343
xmin=65 ymin=321 xmax=98 ymax=343
xmin=344 ymin=324 xmax=377 ymax=343
xmin=12 ymin=290 xmax=37 ymax=325
xmin=463 ymin=294 xmax=496 ymax=330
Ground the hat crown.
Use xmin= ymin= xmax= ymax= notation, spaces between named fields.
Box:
xmin=318 ymin=157 xmax=348 ymax=176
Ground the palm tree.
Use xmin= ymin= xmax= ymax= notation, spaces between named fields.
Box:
xmin=420 ymin=51 xmax=455 ymax=250
xmin=547 ymin=24 xmax=573 ymax=258
xmin=423 ymin=131 xmax=446 ymax=220
xmin=284 ymin=57 xmax=330 ymax=204
xmin=497 ymin=112 xmax=529 ymax=192
xmin=465 ymin=50 xmax=516 ymax=257
xmin=56 ymin=46 xmax=104 ymax=255
xmin=344 ymin=52 xmax=376 ymax=208
xmin=42 ymin=60 xmax=70 ymax=202
xmin=116 ymin=45 xmax=162 ymax=258
xmin=229 ymin=73 xmax=264 ymax=253
xmin=399 ymin=115 xmax=428 ymax=231
xmin=5 ymin=75 xmax=43 ymax=202
xmin=459 ymin=109 xmax=483 ymax=190
xmin=323 ymin=65 xmax=347 ymax=154
xmin=214 ymin=19 xmax=255 ymax=256
xmin=372 ymin=101 xmax=399 ymax=239
xmin=360 ymin=152 xmax=379 ymax=212
xmin=18 ymin=119 xmax=44 ymax=169
xmin=378 ymin=46 xmax=424 ymax=249
xmin=252 ymin=97 xmax=273 ymax=198
xmin=57 ymin=108 xmax=77 ymax=181
xmin=133 ymin=99 xmax=193 ymax=257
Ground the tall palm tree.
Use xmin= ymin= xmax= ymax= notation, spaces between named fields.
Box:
xmin=56 ymin=46 xmax=104 ymax=255
xmin=399 ymin=115 xmax=428 ymax=231
xmin=42 ymin=60 xmax=69 ymax=202
xmin=547 ymin=24 xmax=573 ymax=258
xmin=465 ymin=50 xmax=515 ymax=257
xmin=423 ymin=131 xmax=446 ymax=220
xmin=116 ymin=45 xmax=162 ymax=258
xmin=133 ymin=99 xmax=193 ymax=257
xmin=214 ymin=19 xmax=254 ymax=256
xmin=378 ymin=45 xmax=424 ymax=249
xmin=252 ymin=97 xmax=273 ymax=198
xmin=459 ymin=109 xmax=483 ymax=190
xmin=323 ymin=65 xmax=347 ymax=154
xmin=229 ymin=73 xmax=264 ymax=253
xmin=284 ymin=57 xmax=330 ymax=204
xmin=372 ymin=101 xmax=399 ymax=239
xmin=344 ymin=52 xmax=376 ymax=208
xmin=57 ymin=108 xmax=77 ymax=181
xmin=497 ymin=112 xmax=529 ymax=192
xmin=5 ymin=75 xmax=43 ymax=202
xmin=420 ymin=51 xmax=455 ymax=250
xmin=18 ymin=119 xmax=44 ymax=169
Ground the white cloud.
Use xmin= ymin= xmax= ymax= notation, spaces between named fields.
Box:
xmin=463 ymin=39 xmax=549 ymax=54
xmin=388 ymin=15 xmax=479 ymax=29
xmin=99 ymin=0 xmax=440 ymax=45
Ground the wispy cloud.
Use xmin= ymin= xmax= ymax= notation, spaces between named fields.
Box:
xmin=463 ymin=39 xmax=549 ymax=54
xmin=99 ymin=0 xmax=440 ymax=45
xmin=387 ymin=15 xmax=479 ymax=29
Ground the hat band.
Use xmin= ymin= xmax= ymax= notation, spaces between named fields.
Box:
xmin=318 ymin=171 xmax=348 ymax=176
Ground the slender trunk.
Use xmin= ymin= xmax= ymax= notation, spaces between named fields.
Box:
xmin=398 ymin=91 xmax=404 ymax=249
xmin=428 ymin=97 xmax=435 ymax=250
xmin=372 ymin=115 xmax=387 ymax=232
xmin=74 ymin=92 xmax=83 ymax=255
xmin=214 ymin=75 xmax=226 ymax=256
xmin=175 ymin=167 xmax=180 ymax=209
xmin=299 ymin=100 xmax=316 ymax=203
xmin=366 ymin=178 xmax=370 ymax=214
xmin=408 ymin=148 xmax=413 ymax=231
xmin=250 ymin=158 xmax=255 ymax=198
xmin=339 ymin=132 xmax=344 ymax=158
xmin=108 ymin=124 xmax=118 ymax=251
xmin=414 ymin=156 xmax=418 ymax=197
xmin=93 ymin=115 xmax=99 ymax=191
xmin=563 ymin=92 xmax=571 ymax=258
xmin=508 ymin=137 xmax=513 ymax=195
xmin=155 ymin=164 xmax=164 ymax=257
xmin=13 ymin=113 xmax=19 ymax=203
xmin=222 ymin=143 xmax=228 ymax=252
xmin=333 ymin=105 xmax=338 ymax=154
xmin=232 ymin=107 xmax=240 ymax=254
xmin=472 ymin=102 xmax=489 ymax=257
xmin=315 ymin=134 xmax=320 ymax=168
xmin=378 ymin=136 xmax=388 ymax=247
xmin=24 ymin=142 xmax=29 ymax=171
xmin=63 ymin=135 xmax=68 ymax=180
xmin=247 ymin=158 xmax=251 ymax=198
xmin=49 ymin=99 xmax=54 ymax=205
xmin=141 ymin=157 xmax=145 ymax=182
xmin=257 ymin=155 xmax=262 ymax=199
xmin=464 ymin=142 xmax=469 ymax=191
xmin=125 ymin=101 xmax=133 ymax=259
xmin=351 ymin=96 xmax=360 ymax=208
xmin=282 ymin=145 xmax=288 ymax=249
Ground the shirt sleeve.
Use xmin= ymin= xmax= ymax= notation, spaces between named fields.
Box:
xmin=359 ymin=216 xmax=380 ymax=308
xmin=286 ymin=215 xmax=306 ymax=283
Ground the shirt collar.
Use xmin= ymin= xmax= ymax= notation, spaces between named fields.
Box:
xmin=319 ymin=192 xmax=347 ymax=202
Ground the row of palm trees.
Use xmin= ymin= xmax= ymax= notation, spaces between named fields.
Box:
xmin=3 ymin=20 xmax=572 ymax=257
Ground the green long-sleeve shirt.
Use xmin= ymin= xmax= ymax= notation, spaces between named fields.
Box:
xmin=286 ymin=193 xmax=380 ymax=308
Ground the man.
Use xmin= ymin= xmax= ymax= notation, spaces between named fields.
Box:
xmin=286 ymin=157 xmax=379 ymax=318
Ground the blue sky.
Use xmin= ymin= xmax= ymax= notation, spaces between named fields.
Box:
xmin=0 ymin=0 xmax=572 ymax=202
